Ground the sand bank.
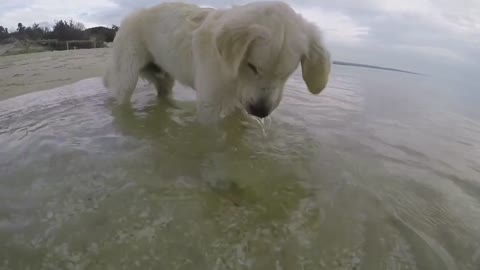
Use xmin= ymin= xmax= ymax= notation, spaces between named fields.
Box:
xmin=0 ymin=48 xmax=111 ymax=101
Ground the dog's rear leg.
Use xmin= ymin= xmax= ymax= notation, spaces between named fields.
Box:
xmin=104 ymin=45 xmax=146 ymax=105
xmin=154 ymin=72 xmax=175 ymax=98
xmin=140 ymin=63 xmax=175 ymax=98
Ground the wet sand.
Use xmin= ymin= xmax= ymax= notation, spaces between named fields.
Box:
xmin=0 ymin=48 xmax=110 ymax=101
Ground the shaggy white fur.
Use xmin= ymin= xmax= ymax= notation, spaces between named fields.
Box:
xmin=103 ymin=1 xmax=331 ymax=124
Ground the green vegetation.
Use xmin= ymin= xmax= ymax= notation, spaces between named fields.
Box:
xmin=0 ymin=20 xmax=118 ymax=52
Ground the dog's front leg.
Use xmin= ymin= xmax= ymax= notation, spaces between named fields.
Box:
xmin=195 ymin=77 xmax=223 ymax=126
xmin=192 ymin=29 xmax=231 ymax=126
xmin=196 ymin=99 xmax=220 ymax=125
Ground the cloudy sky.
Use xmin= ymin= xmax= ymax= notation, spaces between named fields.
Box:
xmin=0 ymin=0 xmax=479 ymax=80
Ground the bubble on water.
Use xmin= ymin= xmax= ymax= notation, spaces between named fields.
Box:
xmin=351 ymin=255 xmax=361 ymax=269
xmin=275 ymin=260 xmax=283 ymax=270
xmin=139 ymin=211 xmax=149 ymax=218
xmin=135 ymin=225 xmax=156 ymax=242
xmin=87 ymin=243 xmax=99 ymax=255
xmin=153 ymin=216 xmax=173 ymax=227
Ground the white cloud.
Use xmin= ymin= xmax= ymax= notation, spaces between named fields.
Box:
xmin=350 ymin=0 xmax=480 ymax=38
xmin=294 ymin=7 xmax=369 ymax=45
xmin=0 ymin=0 xmax=117 ymax=30
xmin=392 ymin=44 xmax=470 ymax=63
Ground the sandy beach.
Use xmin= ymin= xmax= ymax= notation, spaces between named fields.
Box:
xmin=0 ymin=48 xmax=110 ymax=101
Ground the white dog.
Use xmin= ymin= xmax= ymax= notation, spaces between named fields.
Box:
xmin=103 ymin=1 xmax=331 ymax=124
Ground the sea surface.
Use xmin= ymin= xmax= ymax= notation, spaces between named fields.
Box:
xmin=0 ymin=65 xmax=479 ymax=269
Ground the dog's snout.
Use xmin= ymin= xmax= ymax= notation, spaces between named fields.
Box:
xmin=248 ymin=102 xmax=270 ymax=118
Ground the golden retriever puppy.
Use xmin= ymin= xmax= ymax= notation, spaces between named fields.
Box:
xmin=103 ymin=1 xmax=331 ymax=124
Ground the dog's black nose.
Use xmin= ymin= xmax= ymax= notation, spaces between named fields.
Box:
xmin=248 ymin=103 xmax=270 ymax=118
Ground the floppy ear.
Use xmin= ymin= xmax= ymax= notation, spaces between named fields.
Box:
xmin=215 ymin=23 xmax=270 ymax=79
xmin=301 ymin=26 xmax=331 ymax=94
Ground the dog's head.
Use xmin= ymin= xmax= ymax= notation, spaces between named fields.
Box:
xmin=194 ymin=2 xmax=331 ymax=118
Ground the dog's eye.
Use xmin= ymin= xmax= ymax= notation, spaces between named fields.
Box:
xmin=247 ymin=62 xmax=259 ymax=75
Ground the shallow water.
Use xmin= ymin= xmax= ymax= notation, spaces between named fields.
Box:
xmin=1 ymin=67 xmax=479 ymax=269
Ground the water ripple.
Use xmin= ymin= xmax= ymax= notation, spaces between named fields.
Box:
xmin=1 ymin=68 xmax=479 ymax=269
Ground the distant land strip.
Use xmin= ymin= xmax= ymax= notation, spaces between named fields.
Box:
xmin=333 ymin=61 xmax=424 ymax=75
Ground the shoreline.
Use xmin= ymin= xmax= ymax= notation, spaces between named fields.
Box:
xmin=0 ymin=47 xmax=425 ymax=102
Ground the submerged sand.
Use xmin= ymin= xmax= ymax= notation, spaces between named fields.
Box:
xmin=0 ymin=48 xmax=111 ymax=101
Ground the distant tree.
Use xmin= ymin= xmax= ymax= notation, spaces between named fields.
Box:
xmin=13 ymin=23 xmax=27 ymax=39
xmin=75 ymin=22 xmax=85 ymax=31
xmin=0 ymin=26 xmax=9 ymax=40
xmin=17 ymin=23 xmax=25 ymax=33
xmin=24 ymin=23 xmax=47 ymax=40
xmin=52 ymin=19 xmax=86 ymax=40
